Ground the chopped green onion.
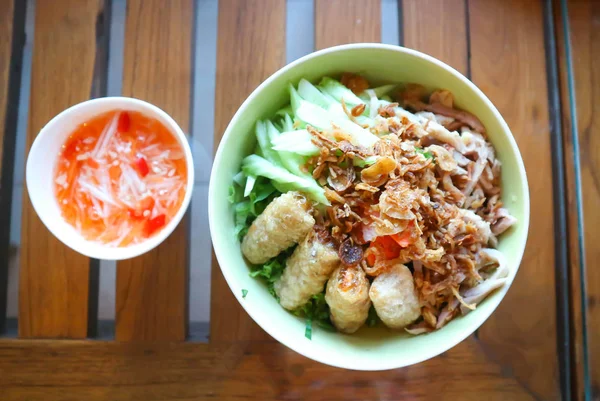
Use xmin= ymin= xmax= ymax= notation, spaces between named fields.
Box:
xmin=242 ymin=289 xmax=248 ymax=299
xmin=305 ymin=318 xmax=313 ymax=340
xmin=416 ymin=147 xmax=434 ymax=159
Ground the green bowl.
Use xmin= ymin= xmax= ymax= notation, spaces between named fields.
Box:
xmin=208 ymin=43 xmax=529 ymax=370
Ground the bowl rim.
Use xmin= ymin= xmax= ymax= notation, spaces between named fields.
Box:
xmin=25 ymin=96 xmax=195 ymax=261
xmin=209 ymin=43 xmax=530 ymax=370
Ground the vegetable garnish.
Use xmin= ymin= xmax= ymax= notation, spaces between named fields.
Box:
xmin=415 ymin=147 xmax=433 ymax=160
xmin=304 ymin=319 xmax=313 ymax=340
xmin=228 ymin=177 xmax=279 ymax=240
xmin=248 ymin=247 xmax=293 ymax=298
xmin=294 ymin=293 xmax=334 ymax=340
xmin=54 ymin=110 xmax=187 ymax=246
xmin=144 ymin=214 xmax=166 ymax=237
xmin=135 ymin=157 xmax=150 ymax=177
xmin=242 ymin=289 xmax=248 ymax=299
xmin=117 ymin=110 xmax=131 ymax=132
xmin=367 ymin=305 xmax=379 ymax=327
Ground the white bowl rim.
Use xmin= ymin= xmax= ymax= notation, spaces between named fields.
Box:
xmin=25 ymin=96 xmax=195 ymax=261
xmin=209 ymin=43 xmax=530 ymax=370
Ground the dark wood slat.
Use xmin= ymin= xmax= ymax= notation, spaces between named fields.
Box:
xmin=115 ymin=0 xmax=193 ymax=342
xmin=0 ymin=0 xmax=14 ymax=179
xmin=561 ymin=0 xmax=600 ymax=398
xmin=469 ymin=1 xmax=560 ymax=399
xmin=0 ymin=0 xmax=17 ymax=334
xmin=402 ymin=0 xmax=468 ymax=75
xmin=210 ymin=0 xmax=286 ymax=343
xmin=554 ymin=0 xmax=586 ymax=398
xmin=541 ymin=0 xmax=572 ymax=397
xmin=315 ymin=0 xmax=380 ymax=49
xmin=18 ymin=0 xmax=104 ymax=339
xmin=0 ymin=338 xmax=537 ymax=401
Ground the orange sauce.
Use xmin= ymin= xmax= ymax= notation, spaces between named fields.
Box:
xmin=54 ymin=110 xmax=187 ymax=247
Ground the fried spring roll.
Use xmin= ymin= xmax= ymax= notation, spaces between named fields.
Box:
xmin=241 ymin=191 xmax=315 ymax=264
xmin=325 ymin=266 xmax=371 ymax=333
xmin=369 ymin=264 xmax=421 ymax=329
xmin=275 ymin=230 xmax=339 ymax=310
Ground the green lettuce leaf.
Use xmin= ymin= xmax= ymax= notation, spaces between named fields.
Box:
xmin=249 ymin=246 xmax=294 ymax=298
xmin=229 ymin=177 xmax=279 ymax=240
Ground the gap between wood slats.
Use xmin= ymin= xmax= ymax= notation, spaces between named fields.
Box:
xmin=95 ymin=0 xmax=127 ymax=339
xmin=553 ymin=16 xmax=587 ymax=398
xmin=85 ymin=0 xmax=112 ymax=339
xmin=185 ymin=0 xmax=219 ymax=342
xmin=381 ymin=0 xmax=400 ymax=46
xmin=4 ymin=0 xmax=35 ymax=334
xmin=0 ymin=0 xmax=26 ymax=335
xmin=286 ymin=0 xmax=314 ymax=63
xmin=542 ymin=0 xmax=572 ymax=398
xmin=556 ymin=0 xmax=598 ymax=399
xmin=115 ymin=0 xmax=192 ymax=342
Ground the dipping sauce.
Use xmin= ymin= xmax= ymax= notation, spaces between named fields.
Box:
xmin=54 ymin=110 xmax=188 ymax=247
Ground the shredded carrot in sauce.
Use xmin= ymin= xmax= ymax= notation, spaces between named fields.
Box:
xmin=54 ymin=110 xmax=187 ymax=247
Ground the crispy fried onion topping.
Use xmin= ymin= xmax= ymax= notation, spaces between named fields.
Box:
xmin=303 ymin=75 xmax=516 ymax=332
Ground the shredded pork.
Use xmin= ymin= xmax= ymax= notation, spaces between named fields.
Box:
xmin=305 ymin=79 xmax=516 ymax=332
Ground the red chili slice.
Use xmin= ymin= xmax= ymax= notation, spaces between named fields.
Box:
xmin=144 ymin=214 xmax=166 ymax=237
xmin=118 ymin=111 xmax=131 ymax=132
xmin=373 ymin=236 xmax=401 ymax=260
xmin=390 ymin=222 xmax=416 ymax=248
xmin=135 ymin=157 xmax=149 ymax=177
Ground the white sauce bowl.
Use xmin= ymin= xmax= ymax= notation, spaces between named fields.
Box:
xmin=26 ymin=97 xmax=194 ymax=260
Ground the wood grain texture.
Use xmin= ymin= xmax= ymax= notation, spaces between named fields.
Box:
xmin=19 ymin=0 xmax=103 ymax=339
xmin=115 ymin=0 xmax=193 ymax=342
xmin=0 ymin=338 xmax=536 ymax=401
xmin=401 ymin=3 xmax=547 ymax=398
xmin=469 ymin=1 xmax=559 ymax=399
xmin=210 ymin=0 xmax=285 ymax=342
xmin=402 ymin=0 xmax=468 ymax=75
xmin=315 ymin=0 xmax=381 ymax=49
xmin=565 ymin=0 xmax=600 ymax=398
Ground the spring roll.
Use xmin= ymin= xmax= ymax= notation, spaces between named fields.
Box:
xmin=325 ymin=265 xmax=371 ymax=334
xmin=242 ymin=191 xmax=315 ymax=264
xmin=275 ymin=230 xmax=339 ymax=310
xmin=369 ymin=264 xmax=421 ymax=329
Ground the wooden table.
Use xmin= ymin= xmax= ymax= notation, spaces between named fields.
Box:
xmin=0 ymin=0 xmax=596 ymax=400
